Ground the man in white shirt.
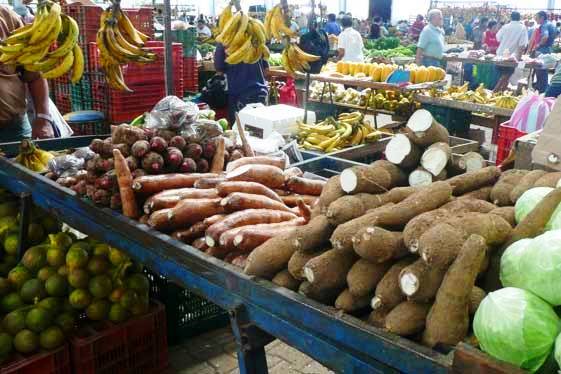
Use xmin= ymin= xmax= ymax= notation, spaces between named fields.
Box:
xmin=495 ymin=11 xmax=528 ymax=91
xmin=337 ymin=15 xmax=364 ymax=62
xmin=196 ymin=19 xmax=212 ymax=38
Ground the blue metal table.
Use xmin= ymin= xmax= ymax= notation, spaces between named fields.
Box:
xmin=0 ymin=137 xmax=514 ymax=374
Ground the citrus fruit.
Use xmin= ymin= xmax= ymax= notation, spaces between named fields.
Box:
xmin=68 ymin=269 xmax=89 ymax=289
xmin=1 ymin=292 xmax=24 ymax=313
xmin=109 ymin=248 xmax=128 ymax=266
xmin=87 ymin=255 xmax=110 ymax=275
xmin=93 ymin=244 xmax=110 ymax=257
xmin=20 ymin=278 xmax=46 ymax=303
xmin=125 ymin=274 xmax=149 ymax=294
xmin=8 ymin=266 xmax=31 ymax=290
xmin=3 ymin=233 xmax=19 ymax=255
xmin=108 ymin=303 xmax=129 ymax=323
xmin=119 ymin=289 xmax=139 ymax=311
xmin=86 ymin=299 xmax=110 ymax=321
xmin=37 ymin=266 xmax=57 ymax=282
xmin=46 ymin=248 xmax=65 ymax=267
xmin=69 ymin=289 xmax=92 ymax=310
xmin=38 ymin=297 xmax=63 ymax=314
xmin=25 ymin=307 xmax=52 ymax=333
xmin=45 ymin=274 xmax=68 ymax=297
xmin=13 ymin=329 xmax=38 ymax=354
xmin=39 ymin=326 xmax=65 ymax=350
xmin=21 ymin=245 xmax=47 ymax=273
xmin=89 ymin=275 xmax=112 ymax=299
xmin=66 ymin=247 xmax=89 ymax=269
xmin=55 ymin=312 xmax=76 ymax=333
xmin=2 ymin=309 xmax=27 ymax=335
xmin=48 ymin=232 xmax=73 ymax=251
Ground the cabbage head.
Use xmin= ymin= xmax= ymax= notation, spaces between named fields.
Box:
xmin=500 ymin=239 xmax=532 ymax=287
xmin=546 ymin=203 xmax=561 ymax=230
xmin=474 ymin=287 xmax=561 ymax=372
xmin=555 ymin=333 xmax=561 ymax=369
xmin=515 ymin=187 xmax=553 ymax=224
xmin=517 ymin=230 xmax=561 ymax=305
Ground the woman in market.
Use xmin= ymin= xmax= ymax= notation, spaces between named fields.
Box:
xmin=415 ymin=9 xmax=445 ymax=67
xmin=483 ymin=20 xmax=500 ymax=54
xmin=0 ymin=5 xmax=54 ymax=142
xmin=337 ymin=15 xmax=364 ymax=62
xmin=409 ymin=14 xmax=425 ymax=41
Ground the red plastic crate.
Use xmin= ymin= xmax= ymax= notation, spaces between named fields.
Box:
xmin=123 ymin=8 xmax=154 ymax=39
xmin=496 ymin=122 xmax=527 ymax=165
xmin=183 ymin=56 xmax=198 ymax=93
xmin=54 ymin=94 xmax=71 ymax=115
xmin=0 ymin=345 xmax=71 ymax=374
xmin=70 ymin=301 xmax=168 ymax=374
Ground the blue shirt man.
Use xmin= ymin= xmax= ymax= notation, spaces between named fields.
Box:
xmin=324 ymin=13 xmax=341 ymax=36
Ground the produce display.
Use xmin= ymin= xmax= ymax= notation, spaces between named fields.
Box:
xmin=334 ymin=62 xmax=446 ymax=84
xmin=96 ymin=3 xmax=156 ymax=91
xmin=297 ymin=112 xmax=385 ymax=152
xmin=422 ymin=84 xmax=521 ymax=110
xmin=0 ymin=0 xmax=84 ymax=83
xmin=0 ymin=188 xmax=150 ymax=362
xmin=15 ymin=139 xmax=55 ymax=173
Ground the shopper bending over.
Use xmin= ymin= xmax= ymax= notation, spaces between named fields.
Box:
xmin=416 ymin=9 xmax=445 ymax=67
xmin=494 ymin=11 xmax=528 ymax=91
xmin=0 ymin=5 xmax=53 ymax=142
xmin=214 ymin=43 xmax=269 ymax=124
xmin=337 ymin=15 xmax=364 ymax=62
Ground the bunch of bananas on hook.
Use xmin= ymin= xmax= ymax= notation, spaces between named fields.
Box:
xmin=281 ymin=43 xmax=320 ymax=75
xmin=0 ymin=0 xmax=84 ymax=83
xmin=215 ymin=4 xmax=270 ymax=65
xmin=264 ymin=4 xmax=296 ymax=41
xmin=96 ymin=3 xmax=156 ymax=91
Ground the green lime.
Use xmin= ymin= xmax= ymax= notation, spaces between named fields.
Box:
xmin=37 ymin=266 xmax=57 ymax=282
xmin=1 ymin=292 xmax=24 ymax=313
xmin=119 ymin=289 xmax=139 ymax=311
xmin=55 ymin=312 xmax=76 ymax=334
xmin=20 ymin=278 xmax=46 ymax=304
xmin=108 ymin=248 xmax=128 ymax=267
xmin=25 ymin=307 xmax=52 ymax=333
xmin=125 ymin=274 xmax=149 ymax=294
xmin=46 ymin=248 xmax=66 ymax=267
xmin=87 ymin=255 xmax=110 ymax=275
xmin=48 ymin=232 xmax=73 ymax=251
xmin=66 ymin=247 xmax=89 ymax=269
xmin=86 ymin=299 xmax=110 ymax=321
xmin=13 ymin=329 xmax=38 ymax=354
xmin=45 ymin=274 xmax=68 ymax=297
xmin=57 ymin=265 xmax=69 ymax=277
xmin=89 ymin=275 xmax=112 ymax=299
xmin=3 ymin=233 xmax=19 ymax=256
xmin=108 ymin=303 xmax=129 ymax=323
xmin=68 ymin=269 xmax=89 ymax=289
xmin=69 ymin=289 xmax=92 ymax=310
xmin=39 ymin=326 xmax=65 ymax=350
xmin=2 ymin=309 xmax=27 ymax=335
xmin=8 ymin=266 xmax=31 ymax=290
xmin=21 ymin=245 xmax=47 ymax=273
xmin=38 ymin=297 xmax=63 ymax=314
xmin=93 ymin=244 xmax=110 ymax=257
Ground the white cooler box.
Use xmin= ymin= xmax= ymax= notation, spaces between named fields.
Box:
xmin=238 ymin=103 xmax=316 ymax=139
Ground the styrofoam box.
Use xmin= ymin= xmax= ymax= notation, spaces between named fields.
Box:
xmin=238 ymin=103 xmax=316 ymax=139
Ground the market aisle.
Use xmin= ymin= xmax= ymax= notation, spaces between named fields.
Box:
xmin=168 ymin=327 xmax=335 ymax=374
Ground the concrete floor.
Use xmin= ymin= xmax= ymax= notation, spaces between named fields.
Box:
xmin=167 ymin=327 xmax=334 ymax=374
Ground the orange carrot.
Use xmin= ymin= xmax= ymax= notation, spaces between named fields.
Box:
xmin=113 ymin=149 xmax=139 ymax=218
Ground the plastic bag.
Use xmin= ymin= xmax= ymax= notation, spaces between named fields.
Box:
xmin=510 ymin=93 xmax=555 ymax=133
xmin=47 ymin=155 xmax=84 ymax=176
xmin=181 ymin=119 xmax=224 ymax=144
xmin=281 ymin=139 xmax=303 ymax=165
xmin=245 ymin=131 xmax=286 ymax=155
xmin=145 ymin=96 xmax=199 ymax=131
xmin=73 ymin=147 xmax=96 ymax=161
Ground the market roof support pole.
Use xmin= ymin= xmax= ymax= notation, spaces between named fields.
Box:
xmin=163 ymin=0 xmax=174 ymax=96
xmin=230 ymin=307 xmax=271 ymax=374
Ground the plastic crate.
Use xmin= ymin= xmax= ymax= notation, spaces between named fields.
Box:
xmin=68 ymin=121 xmax=110 ymax=136
xmin=496 ymin=122 xmax=527 ymax=165
xmin=172 ymin=28 xmax=197 ymax=57
xmin=0 ymin=345 xmax=71 ymax=374
xmin=183 ymin=56 xmax=198 ymax=93
xmin=144 ymin=270 xmax=229 ymax=345
xmin=54 ymin=94 xmax=72 ymax=115
xmin=70 ymin=301 xmax=168 ymax=374
xmin=422 ymin=104 xmax=471 ymax=138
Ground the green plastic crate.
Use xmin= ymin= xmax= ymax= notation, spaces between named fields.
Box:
xmin=144 ymin=269 xmax=229 ymax=345
xmin=172 ymin=29 xmax=197 ymax=57
xmin=422 ymin=103 xmax=471 ymax=138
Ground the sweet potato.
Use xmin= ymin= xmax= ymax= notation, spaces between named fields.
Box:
xmin=226 ymin=156 xmax=286 ymax=172
xmin=402 ymin=209 xmax=450 ymax=253
xmin=218 ymin=226 xmax=247 ymax=252
xmin=423 ymin=235 xmax=487 ymax=348
xmin=303 ymin=249 xmax=357 ymax=292
xmin=370 ymin=160 xmax=408 ymax=187
xmin=385 ymin=301 xmax=431 ymax=336
xmin=447 ymin=166 xmax=501 ymax=196
xmin=490 ymin=170 xmax=528 ymax=206
xmin=335 ymin=289 xmax=371 ymax=313
xmin=533 ymin=172 xmax=561 ymax=188
xmin=172 ymin=221 xmax=207 ymax=244
xmin=326 ymin=187 xmax=417 ymax=226
xmin=225 ymin=164 xmax=285 ymax=189
xmin=113 ymin=149 xmax=139 ymax=219
xmin=244 ymin=231 xmax=299 ymax=278
xmin=299 ymin=281 xmax=341 ymax=305
xmin=352 ymin=227 xmax=408 ymax=263
xmin=292 ymin=215 xmax=333 ymax=253
xmin=148 ymin=198 xmax=224 ymax=231
xmin=220 ymin=193 xmax=293 ymax=214
xmin=489 ymin=207 xmax=516 ymax=227
xmin=191 ymin=237 xmax=209 ymax=251
xmin=233 ymin=219 xmax=305 ymax=252
xmin=205 ymin=246 xmax=231 ymax=259
xmin=132 ymin=173 xmax=218 ymax=195
xmin=459 ymin=186 xmax=493 ymax=201
xmin=371 ymin=257 xmax=415 ymax=310
xmin=510 ymin=170 xmax=548 ymax=203
xmin=281 ymin=194 xmax=318 ymax=207
xmin=143 ymin=188 xmax=219 ymax=214
xmin=272 ymin=269 xmax=301 ymax=291
xmin=339 ymin=166 xmax=392 ymax=194
xmin=216 ymin=181 xmax=283 ymax=203
xmin=347 ymin=259 xmax=392 ymax=297
xmin=440 ymin=199 xmax=496 ymax=214
xmin=296 ymin=199 xmax=312 ymax=223
xmin=283 ymin=167 xmax=304 ymax=180
xmin=205 ymin=209 xmax=297 ymax=247
xmin=399 ymin=258 xmax=447 ymax=302
xmin=286 ymin=176 xmax=326 ymax=196
xmin=315 ymin=175 xmax=345 ymax=216
xmin=288 ymin=249 xmax=326 ymax=281
xmin=194 ymin=177 xmax=226 ymax=189
xmin=210 ymin=137 xmax=226 ymax=173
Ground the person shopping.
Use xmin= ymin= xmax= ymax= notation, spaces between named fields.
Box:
xmin=494 ymin=11 xmax=528 ymax=91
xmin=0 ymin=5 xmax=53 ymax=142
xmin=337 ymin=15 xmax=364 ymax=62
xmin=416 ymin=9 xmax=445 ymax=67
xmin=528 ymin=11 xmax=557 ymax=93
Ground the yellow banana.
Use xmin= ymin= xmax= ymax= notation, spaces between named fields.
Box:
xmin=244 ymin=44 xmax=261 ymax=64
xmin=41 ymin=49 xmax=74 ymax=79
xmin=217 ymin=12 xmax=241 ymax=46
xmin=116 ymin=9 xmax=148 ymax=45
xmin=107 ymin=63 xmax=133 ymax=92
xmin=264 ymin=7 xmax=274 ymax=40
xmin=96 ymin=25 xmax=120 ymax=66
xmin=24 ymin=56 xmax=59 ymax=72
xmin=350 ymin=128 xmax=363 ymax=145
xmin=218 ymin=5 xmax=233 ymax=33
xmin=230 ymin=12 xmax=249 ymax=48
xmin=0 ymin=43 xmax=26 ymax=54
xmin=261 ymin=45 xmax=270 ymax=60
xmin=29 ymin=2 xmax=61 ymax=45
xmin=70 ymin=44 xmax=84 ymax=84
xmin=292 ymin=44 xmax=320 ymax=62
xmin=50 ymin=15 xmax=79 ymax=58
xmin=18 ymin=45 xmax=50 ymax=65
xmin=4 ymin=23 xmax=34 ymax=44
xmin=249 ymin=19 xmax=266 ymax=45
xmin=225 ymin=37 xmax=253 ymax=64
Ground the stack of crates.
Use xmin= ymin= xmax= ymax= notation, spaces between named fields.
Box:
xmin=88 ymin=41 xmax=184 ymax=123
xmin=173 ymin=28 xmax=199 ymax=94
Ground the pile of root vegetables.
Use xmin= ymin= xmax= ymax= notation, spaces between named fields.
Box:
xmin=130 ymin=156 xmax=325 ymax=267
xmin=384 ymin=109 xmax=486 ymax=187
xmin=244 ymin=159 xmax=561 ymax=349
xmin=55 ymin=123 xmax=244 ymax=208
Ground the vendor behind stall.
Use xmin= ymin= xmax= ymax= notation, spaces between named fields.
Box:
xmin=0 ymin=5 xmax=53 ymax=142
xmin=214 ymin=44 xmax=269 ymax=124
xmin=415 ymin=9 xmax=445 ymax=67
xmin=337 ymin=15 xmax=364 ymax=62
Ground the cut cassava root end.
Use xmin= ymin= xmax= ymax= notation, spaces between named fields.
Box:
xmin=405 ymin=109 xmax=450 ymax=146
xmin=339 ymin=166 xmax=392 ymax=194
xmin=421 ymin=142 xmax=451 ymax=177
xmin=385 ymin=134 xmax=422 ymax=170
xmin=399 ymin=258 xmax=447 ymax=302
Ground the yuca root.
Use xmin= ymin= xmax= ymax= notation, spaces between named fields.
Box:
xmin=339 ymin=165 xmax=392 ymax=194
xmin=352 ymin=227 xmax=408 ymax=263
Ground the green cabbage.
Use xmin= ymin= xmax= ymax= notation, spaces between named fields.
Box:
xmin=515 ymin=187 xmax=553 ymax=224
xmin=555 ymin=333 xmax=561 ymax=369
xmin=499 ymin=239 xmax=532 ymax=287
xmin=517 ymin=230 xmax=561 ymax=305
xmin=546 ymin=203 xmax=561 ymax=230
xmin=474 ymin=287 xmax=561 ymax=372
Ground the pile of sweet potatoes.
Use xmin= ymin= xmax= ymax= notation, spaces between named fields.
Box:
xmin=244 ymin=159 xmax=561 ymax=350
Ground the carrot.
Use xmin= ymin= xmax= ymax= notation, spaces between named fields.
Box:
xmin=233 ymin=219 xmax=304 ymax=252
xmin=148 ymin=198 xmax=224 ymax=231
xmin=286 ymin=176 xmax=326 ymax=196
xmin=132 ymin=173 xmax=218 ymax=195
xmin=113 ymin=149 xmax=139 ymax=218
xmin=143 ymin=188 xmax=219 ymax=214
xmin=225 ymin=164 xmax=285 ymax=189
xmin=205 ymin=209 xmax=297 ymax=247
xmin=281 ymin=194 xmax=318 ymax=207
xmin=216 ymin=181 xmax=283 ymax=202
xmin=210 ymin=137 xmax=226 ymax=173
xmin=172 ymin=222 xmax=207 ymax=244
xmin=226 ymin=156 xmax=286 ymax=172
xmin=220 ymin=193 xmax=293 ymax=214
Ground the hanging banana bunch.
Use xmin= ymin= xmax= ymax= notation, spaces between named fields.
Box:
xmin=0 ymin=0 xmax=84 ymax=83
xmin=281 ymin=43 xmax=320 ymax=75
xmin=215 ymin=4 xmax=270 ymax=65
xmin=264 ymin=4 xmax=296 ymax=41
xmin=96 ymin=2 xmax=156 ymax=92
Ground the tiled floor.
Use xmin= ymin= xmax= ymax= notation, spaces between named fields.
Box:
xmin=167 ymin=328 xmax=334 ymax=374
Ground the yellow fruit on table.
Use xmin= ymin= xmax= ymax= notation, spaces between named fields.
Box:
xmin=340 ymin=61 xmax=349 ymax=75
xmin=370 ymin=65 xmax=381 ymax=81
xmin=409 ymin=67 xmax=417 ymax=83
xmin=380 ymin=64 xmax=394 ymax=82
xmin=416 ymin=66 xmax=428 ymax=83
xmin=427 ymin=66 xmax=437 ymax=82
xmin=436 ymin=67 xmax=446 ymax=81
xmin=348 ymin=62 xmax=356 ymax=76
